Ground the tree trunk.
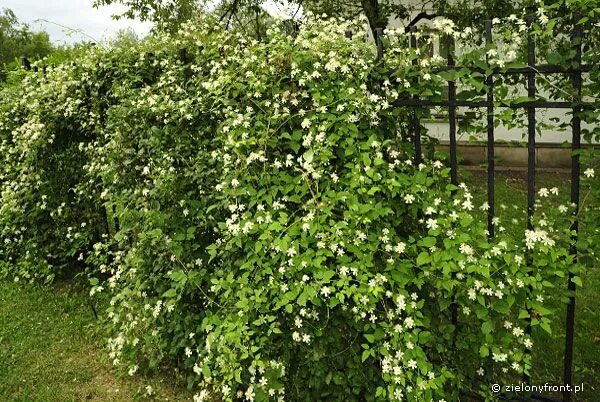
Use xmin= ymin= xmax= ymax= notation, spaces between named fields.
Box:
xmin=360 ymin=0 xmax=386 ymax=40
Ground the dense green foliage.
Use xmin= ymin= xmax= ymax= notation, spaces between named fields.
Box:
xmin=0 ymin=5 xmax=598 ymax=402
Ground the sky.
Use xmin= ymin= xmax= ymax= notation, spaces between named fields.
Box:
xmin=2 ymin=0 xmax=301 ymax=45
xmin=2 ymin=0 xmax=153 ymax=45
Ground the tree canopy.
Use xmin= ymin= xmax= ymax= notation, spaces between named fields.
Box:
xmin=93 ymin=0 xmax=202 ymax=31
xmin=93 ymin=0 xmax=533 ymax=38
xmin=0 ymin=8 xmax=53 ymax=81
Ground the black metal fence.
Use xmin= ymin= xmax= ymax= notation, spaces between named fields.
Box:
xmin=18 ymin=12 xmax=596 ymax=402
xmin=385 ymin=13 xmax=591 ymax=402
xmin=345 ymin=11 xmax=595 ymax=402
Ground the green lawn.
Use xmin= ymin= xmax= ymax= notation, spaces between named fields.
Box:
xmin=0 ymin=281 xmax=192 ymax=402
xmin=0 ymin=169 xmax=597 ymax=401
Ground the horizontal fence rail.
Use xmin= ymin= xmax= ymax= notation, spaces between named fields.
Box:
xmin=391 ymin=99 xmax=595 ymax=109
xmin=430 ymin=64 xmax=595 ymax=74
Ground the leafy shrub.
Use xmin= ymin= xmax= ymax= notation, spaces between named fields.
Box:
xmin=0 ymin=66 xmax=104 ymax=282
xmin=0 ymin=8 xmax=597 ymax=402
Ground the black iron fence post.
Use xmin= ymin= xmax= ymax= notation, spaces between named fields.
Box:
xmin=524 ymin=13 xmax=536 ymax=383
xmin=410 ymin=26 xmax=422 ymax=164
xmin=484 ymin=20 xmax=495 ymax=239
xmin=179 ymin=47 xmax=192 ymax=79
xmin=446 ymin=33 xmax=459 ymax=332
xmin=526 ymin=14 xmax=537 ymax=232
xmin=375 ymin=28 xmax=384 ymax=61
xmin=447 ymin=34 xmax=458 ymax=187
xmin=563 ymin=11 xmax=583 ymax=402
xmin=21 ymin=57 xmax=31 ymax=71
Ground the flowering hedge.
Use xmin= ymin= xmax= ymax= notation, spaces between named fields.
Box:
xmin=0 ymin=6 xmax=598 ymax=402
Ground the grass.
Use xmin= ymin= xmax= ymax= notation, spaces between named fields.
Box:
xmin=463 ymin=169 xmax=600 ymax=401
xmin=0 ymin=169 xmax=597 ymax=401
xmin=0 ymin=280 xmax=192 ymax=402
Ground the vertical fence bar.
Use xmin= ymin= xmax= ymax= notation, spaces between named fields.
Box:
xmin=97 ymin=83 xmax=112 ymax=240
xmin=21 ymin=57 xmax=31 ymax=71
xmin=144 ymin=52 xmax=155 ymax=86
xmin=179 ymin=47 xmax=188 ymax=63
xmin=446 ymin=34 xmax=459 ymax=331
xmin=179 ymin=48 xmax=192 ymax=79
xmin=375 ymin=28 xmax=384 ymax=61
xmin=563 ymin=12 xmax=582 ymax=402
xmin=524 ymin=14 xmax=536 ymax=384
xmin=526 ymin=16 xmax=536 ymax=232
xmin=447 ymin=35 xmax=458 ymax=187
xmin=485 ymin=20 xmax=495 ymax=239
xmin=410 ymin=26 xmax=422 ymax=164
xmin=112 ymin=205 xmax=120 ymax=233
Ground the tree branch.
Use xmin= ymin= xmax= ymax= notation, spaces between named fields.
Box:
xmin=292 ymin=0 xmax=303 ymax=19
xmin=407 ymin=11 xmax=438 ymax=28
xmin=219 ymin=0 xmax=241 ymax=24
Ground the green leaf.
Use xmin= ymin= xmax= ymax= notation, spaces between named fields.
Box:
xmin=303 ymin=149 xmax=314 ymax=163
xmin=421 ymin=237 xmax=436 ymax=247
xmin=494 ymin=301 xmax=510 ymax=314
xmin=170 ymin=270 xmax=187 ymax=284
xmin=416 ymin=252 xmax=431 ymax=266
xmin=297 ymin=287 xmax=315 ymax=306
xmin=540 ymin=321 xmax=552 ymax=334
xmin=162 ymin=289 xmax=177 ymax=298
xmin=481 ymin=321 xmax=494 ymax=334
